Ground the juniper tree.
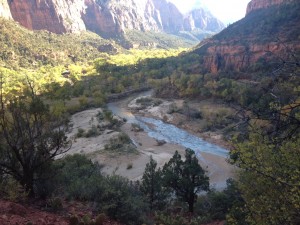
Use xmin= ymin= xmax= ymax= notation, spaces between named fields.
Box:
xmin=0 ymin=80 xmax=70 ymax=196
xmin=162 ymin=149 xmax=209 ymax=213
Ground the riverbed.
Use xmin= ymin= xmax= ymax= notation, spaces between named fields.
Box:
xmin=107 ymin=91 xmax=235 ymax=189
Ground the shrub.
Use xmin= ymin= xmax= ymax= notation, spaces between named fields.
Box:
xmin=76 ymin=128 xmax=85 ymax=138
xmin=131 ymin=123 xmax=144 ymax=132
xmin=47 ymin=197 xmax=63 ymax=212
xmin=84 ymin=125 xmax=100 ymax=138
xmin=127 ymin=163 xmax=133 ymax=170
xmin=98 ymin=175 xmax=149 ymax=225
xmin=95 ymin=213 xmax=106 ymax=225
xmin=104 ymin=133 xmax=137 ymax=154
xmin=69 ymin=215 xmax=79 ymax=225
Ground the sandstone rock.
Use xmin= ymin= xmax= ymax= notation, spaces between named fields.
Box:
xmin=192 ymin=0 xmax=300 ymax=73
xmin=184 ymin=8 xmax=224 ymax=32
xmin=8 ymin=202 xmax=27 ymax=217
xmin=1 ymin=0 xmax=224 ymax=37
xmin=0 ymin=0 xmax=11 ymax=19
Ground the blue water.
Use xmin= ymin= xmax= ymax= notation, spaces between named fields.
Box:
xmin=135 ymin=116 xmax=228 ymax=158
xmin=108 ymin=95 xmax=228 ymax=158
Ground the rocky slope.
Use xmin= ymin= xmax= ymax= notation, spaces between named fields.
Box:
xmin=192 ymin=0 xmax=300 ymax=73
xmin=246 ymin=0 xmax=295 ymax=14
xmin=0 ymin=0 xmax=11 ymax=19
xmin=0 ymin=0 xmax=224 ymax=38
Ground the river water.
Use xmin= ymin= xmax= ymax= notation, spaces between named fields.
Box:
xmin=107 ymin=91 xmax=228 ymax=159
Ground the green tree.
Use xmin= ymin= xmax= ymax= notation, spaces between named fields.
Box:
xmin=140 ymin=156 xmax=169 ymax=210
xmin=229 ymin=133 xmax=300 ymax=225
xmin=0 ymin=84 xmax=70 ymax=196
xmin=162 ymin=149 xmax=209 ymax=213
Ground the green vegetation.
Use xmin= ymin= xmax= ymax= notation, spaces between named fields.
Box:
xmin=104 ymin=132 xmax=137 ymax=154
xmin=0 ymin=84 xmax=70 ymax=196
xmin=0 ymin=2 xmax=299 ymax=224
xmin=123 ymin=30 xmax=197 ymax=49
xmin=140 ymin=156 xmax=169 ymax=210
xmin=162 ymin=149 xmax=209 ymax=213
xmin=0 ymin=18 xmax=114 ymax=69
xmin=214 ymin=2 xmax=300 ymax=43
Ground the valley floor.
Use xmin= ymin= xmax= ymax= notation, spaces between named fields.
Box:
xmin=64 ymin=93 xmax=236 ymax=190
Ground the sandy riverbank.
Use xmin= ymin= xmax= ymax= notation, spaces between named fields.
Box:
xmin=64 ymin=93 xmax=236 ymax=189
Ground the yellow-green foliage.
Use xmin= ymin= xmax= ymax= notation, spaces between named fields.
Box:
xmin=230 ymin=133 xmax=300 ymax=224
xmin=0 ymin=18 xmax=114 ymax=70
xmin=100 ymin=48 xmax=185 ymax=66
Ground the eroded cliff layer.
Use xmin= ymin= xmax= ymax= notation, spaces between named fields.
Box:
xmin=0 ymin=0 xmax=11 ymax=19
xmin=193 ymin=0 xmax=300 ymax=73
xmin=0 ymin=0 xmax=224 ymax=37
xmin=9 ymin=0 xmax=87 ymax=34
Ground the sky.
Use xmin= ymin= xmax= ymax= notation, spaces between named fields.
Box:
xmin=169 ymin=0 xmax=250 ymax=25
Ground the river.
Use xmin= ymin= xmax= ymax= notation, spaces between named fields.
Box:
xmin=108 ymin=91 xmax=229 ymax=159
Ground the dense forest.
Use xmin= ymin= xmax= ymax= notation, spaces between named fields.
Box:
xmin=0 ymin=2 xmax=300 ymax=225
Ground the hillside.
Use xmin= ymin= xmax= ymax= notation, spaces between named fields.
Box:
xmin=192 ymin=0 xmax=300 ymax=73
xmin=0 ymin=0 xmax=224 ymax=47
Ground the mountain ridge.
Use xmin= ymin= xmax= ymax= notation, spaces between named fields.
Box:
xmin=0 ymin=0 xmax=224 ymax=39
xmin=192 ymin=0 xmax=300 ymax=73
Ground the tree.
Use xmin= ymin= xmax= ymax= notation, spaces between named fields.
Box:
xmin=0 ymin=82 xmax=70 ymax=196
xmin=140 ymin=155 xmax=169 ymax=210
xmin=162 ymin=149 xmax=209 ymax=213
xmin=230 ymin=133 xmax=300 ymax=225
xmin=229 ymin=56 xmax=300 ymax=224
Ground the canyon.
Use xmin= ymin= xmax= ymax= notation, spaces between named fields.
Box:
xmin=0 ymin=0 xmax=224 ymax=37
xmin=192 ymin=0 xmax=300 ymax=73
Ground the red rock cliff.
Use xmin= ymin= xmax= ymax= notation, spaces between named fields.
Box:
xmin=192 ymin=0 xmax=300 ymax=73
xmin=0 ymin=0 xmax=223 ymax=37
xmin=0 ymin=0 xmax=11 ymax=19
xmin=8 ymin=0 xmax=87 ymax=34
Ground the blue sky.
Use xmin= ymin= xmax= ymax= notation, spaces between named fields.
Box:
xmin=169 ymin=0 xmax=250 ymax=24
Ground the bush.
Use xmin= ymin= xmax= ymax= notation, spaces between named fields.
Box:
xmin=76 ymin=128 xmax=85 ymax=138
xmin=47 ymin=197 xmax=63 ymax=212
xmin=131 ymin=123 xmax=144 ymax=132
xmin=85 ymin=125 xmax=101 ymax=138
xmin=52 ymin=155 xmax=148 ymax=225
xmin=127 ymin=163 xmax=133 ymax=170
xmin=104 ymin=133 xmax=137 ymax=154
xmin=95 ymin=213 xmax=106 ymax=225
xmin=98 ymin=175 xmax=149 ymax=225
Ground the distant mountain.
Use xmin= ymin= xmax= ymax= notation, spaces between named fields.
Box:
xmin=0 ymin=0 xmax=224 ymax=42
xmin=184 ymin=8 xmax=224 ymax=32
xmin=191 ymin=0 xmax=300 ymax=73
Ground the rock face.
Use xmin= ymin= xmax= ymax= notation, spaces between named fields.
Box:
xmin=9 ymin=0 xmax=87 ymax=34
xmin=0 ymin=0 xmax=11 ymax=19
xmin=193 ymin=0 xmax=300 ymax=73
xmin=0 ymin=0 xmax=223 ymax=37
xmin=184 ymin=8 xmax=224 ymax=32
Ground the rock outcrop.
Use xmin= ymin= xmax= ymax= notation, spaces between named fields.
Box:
xmin=0 ymin=0 xmax=223 ymax=37
xmin=9 ymin=0 xmax=87 ymax=34
xmin=0 ymin=0 xmax=11 ymax=19
xmin=184 ymin=8 xmax=224 ymax=32
xmin=192 ymin=0 xmax=300 ymax=73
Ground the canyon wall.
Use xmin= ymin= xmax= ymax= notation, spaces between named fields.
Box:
xmin=0 ymin=0 xmax=224 ymax=36
xmin=0 ymin=0 xmax=11 ymax=19
xmin=192 ymin=0 xmax=300 ymax=73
